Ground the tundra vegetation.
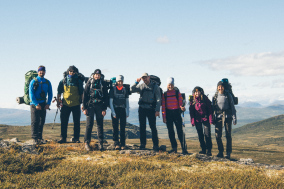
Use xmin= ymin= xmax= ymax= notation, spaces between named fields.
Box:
xmin=0 ymin=117 xmax=284 ymax=188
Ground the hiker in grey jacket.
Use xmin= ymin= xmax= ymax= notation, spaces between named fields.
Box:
xmin=212 ymin=81 xmax=237 ymax=159
xmin=109 ymin=75 xmax=129 ymax=150
xmin=131 ymin=73 xmax=161 ymax=151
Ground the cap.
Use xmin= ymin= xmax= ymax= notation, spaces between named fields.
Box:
xmin=94 ymin=69 xmax=101 ymax=75
xmin=116 ymin=75 xmax=124 ymax=82
xmin=141 ymin=73 xmax=148 ymax=77
xmin=167 ymin=77 xmax=174 ymax=85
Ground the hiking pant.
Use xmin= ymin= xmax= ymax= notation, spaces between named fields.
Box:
xmin=215 ymin=117 xmax=232 ymax=154
xmin=111 ymin=107 xmax=126 ymax=146
xmin=30 ymin=103 xmax=46 ymax=140
xmin=166 ymin=109 xmax=187 ymax=150
xmin=138 ymin=107 xmax=159 ymax=147
xmin=84 ymin=104 xmax=104 ymax=144
xmin=60 ymin=104 xmax=81 ymax=139
xmin=195 ymin=121 xmax=212 ymax=151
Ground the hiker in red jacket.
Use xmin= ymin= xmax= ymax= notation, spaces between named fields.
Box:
xmin=189 ymin=86 xmax=213 ymax=156
xmin=162 ymin=77 xmax=188 ymax=154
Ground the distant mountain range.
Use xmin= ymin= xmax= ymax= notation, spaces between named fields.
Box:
xmin=2 ymin=104 xmax=284 ymax=127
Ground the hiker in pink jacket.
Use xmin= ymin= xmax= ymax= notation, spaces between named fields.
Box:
xmin=189 ymin=86 xmax=213 ymax=156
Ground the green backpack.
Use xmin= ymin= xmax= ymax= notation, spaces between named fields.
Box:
xmin=16 ymin=70 xmax=38 ymax=105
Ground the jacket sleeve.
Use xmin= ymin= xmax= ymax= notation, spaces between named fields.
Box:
xmin=154 ymin=85 xmax=161 ymax=112
xmin=29 ymin=79 xmax=39 ymax=106
xmin=102 ymin=82 xmax=108 ymax=110
xmin=205 ymin=96 xmax=214 ymax=124
xmin=189 ymin=102 xmax=195 ymax=126
xmin=130 ymin=82 xmax=142 ymax=94
xmin=109 ymin=88 xmax=116 ymax=117
xmin=83 ymin=81 xmax=91 ymax=110
xmin=162 ymin=93 xmax=166 ymax=119
xmin=47 ymin=80 xmax=53 ymax=105
xmin=228 ymin=94 xmax=237 ymax=123
xmin=178 ymin=92 xmax=183 ymax=107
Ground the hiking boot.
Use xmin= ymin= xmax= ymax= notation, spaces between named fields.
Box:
xmin=31 ymin=139 xmax=38 ymax=145
xmin=153 ymin=145 xmax=160 ymax=152
xmin=115 ymin=145 xmax=120 ymax=150
xmin=207 ymin=150 xmax=212 ymax=156
xmin=168 ymin=148 xmax=177 ymax=154
xmin=199 ymin=150 xmax=206 ymax=155
xmin=121 ymin=146 xmax=125 ymax=150
xmin=58 ymin=138 xmax=66 ymax=144
xmin=85 ymin=142 xmax=92 ymax=151
xmin=139 ymin=145 xmax=146 ymax=150
xmin=99 ymin=144 xmax=105 ymax=151
xmin=217 ymin=152 xmax=224 ymax=158
xmin=182 ymin=149 xmax=189 ymax=155
xmin=71 ymin=137 xmax=81 ymax=143
xmin=225 ymin=153 xmax=231 ymax=159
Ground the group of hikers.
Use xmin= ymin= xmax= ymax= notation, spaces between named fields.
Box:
xmin=27 ymin=65 xmax=237 ymax=159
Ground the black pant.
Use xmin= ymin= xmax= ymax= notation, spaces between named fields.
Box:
xmin=84 ymin=104 xmax=104 ymax=144
xmin=60 ymin=105 xmax=81 ymax=139
xmin=166 ymin=109 xmax=187 ymax=150
xmin=195 ymin=121 xmax=212 ymax=151
xmin=111 ymin=107 xmax=126 ymax=146
xmin=138 ymin=107 xmax=159 ymax=147
xmin=215 ymin=118 xmax=232 ymax=153
xmin=30 ymin=103 xmax=46 ymax=140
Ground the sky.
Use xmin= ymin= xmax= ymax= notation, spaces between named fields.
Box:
xmin=1 ymin=0 xmax=284 ymax=111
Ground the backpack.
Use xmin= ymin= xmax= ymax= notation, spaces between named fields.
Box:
xmin=139 ymin=75 xmax=163 ymax=108
xmin=62 ymin=69 xmax=85 ymax=86
xmin=164 ymin=87 xmax=186 ymax=108
xmin=16 ymin=70 xmax=49 ymax=105
xmin=221 ymin=78 xmax=238 ymax=105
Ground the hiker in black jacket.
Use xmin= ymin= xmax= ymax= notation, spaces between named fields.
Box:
xmin=82 ymin=69 xmax=108 ymax=151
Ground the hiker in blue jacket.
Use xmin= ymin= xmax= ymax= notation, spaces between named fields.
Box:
xmin=29 ymin=65 xmax=53 ymax=144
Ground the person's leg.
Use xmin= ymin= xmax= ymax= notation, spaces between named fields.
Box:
xmin=166 ymin=110 xmax=177 ymax=150
xmin=72 ymin=105 xmax=81 ymax=141
xmin=195 ymin=122 xmax=206 ymax=153
xmin=173 ymin=110 xmax=187 ymax=152
xmin=38 ymin=103 xmax=47 ymax=140
xmin=60 ymin=105 xmax=71 ymax=140
xmin=138 ymin=107 xmax=147 ymax=148
xmin=112 ymin=108 xmax=119 ymax=146
xmin=119 ymin=107 xmax=126 ymax=147
xmin=225 ymin=118 xmax=232 ymax=158
xmin=203 ymin=121 xmax=212 ymax=155
xmin=30 ymin=105 xmax=39 ymax=140
xmin=95 ymin=105 xmax=104 ymax=146
xmin=215 ymin=118 xmax=224 ymax=157
xmin=84 ymin=107 xmax=95 ymax=143
xmin=147 ymin=108 xmax=159 ymax=148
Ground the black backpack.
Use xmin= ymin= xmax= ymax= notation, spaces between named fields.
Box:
xmin=221 ymin=78 xmax=238 ymax=105
xmin=63 ymin=66 xmax=85 ymax=86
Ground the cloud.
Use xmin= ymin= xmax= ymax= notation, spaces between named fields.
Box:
xmin=200 ymin=51 xmax=284 ymax=76
xmin=156 ymin=36 xmax=170 ymax=44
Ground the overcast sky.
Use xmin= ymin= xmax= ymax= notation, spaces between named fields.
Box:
xmin=1 ymin=1 xmax=284 ymax=110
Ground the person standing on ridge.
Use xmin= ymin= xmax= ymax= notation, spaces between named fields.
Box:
xmin=162 ymin=77 xmax=187 ymax=154
xmin=57 ymin=65 xmax=84 ymax=143
xmin=29 ymin=65 xmax=53 ymax=144
xmin=82 ymin=69 xmax=108 ymax=151
xmin=212 ymin=81 xmax=237 ymax=159
xmin=109 ymin=75 xmax=129 ymax=150
xmin=131 ymin=73 xmax=161 ymax=151
xmin=189 ymin=86 xmax=213 ymax=156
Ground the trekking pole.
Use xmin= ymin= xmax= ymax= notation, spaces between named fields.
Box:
xmin=52 ymin=97 xmax=61 ymax=129
xmin=182 ymin=111 xmax=186 ymax=151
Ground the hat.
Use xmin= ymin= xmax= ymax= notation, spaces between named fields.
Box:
xmin=68 ymin=65 xmax=77 ymax=72
xmin=167 ymin=77 xmax=174 ymax=85
xmin=141 ymin=73 xmax=148 ymax=77
xmin=192 ymin=86 xmax=204 ymax=94
xmin=94 ymin=69 xmax=101 ymax=75
xmin=217 ymin=81 xmax=224 ymax=87
xmin=116 ymin=75 xmax=124 ymax=82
